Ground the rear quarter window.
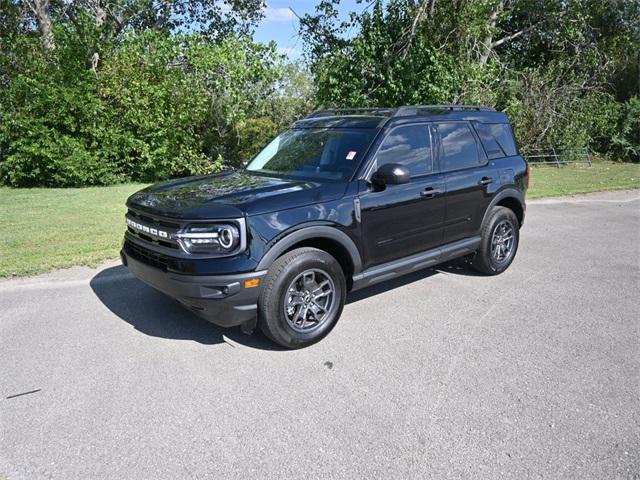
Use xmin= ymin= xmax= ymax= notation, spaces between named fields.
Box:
xmin=473 ymin=123 xmax=518 ymax=159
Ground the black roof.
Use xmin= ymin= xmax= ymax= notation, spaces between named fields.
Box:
xmin=293 ymin=116 xmax=390 ymax=129
xmin=293 ymin=105 xmax=509 ymax=129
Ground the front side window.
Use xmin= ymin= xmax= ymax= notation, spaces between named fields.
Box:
xmin=374 ymin=125 xmax=432 ymax=177
xmin=246 ymin=128 xmax=376 ymax=181
xmin=437 ymin=122 xmax=482 ymax=171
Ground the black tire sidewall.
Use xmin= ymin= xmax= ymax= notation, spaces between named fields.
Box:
xmin=478 ymin=207 xmax=520 ymax=274
xmin=260 ymin=249 xmax=346 ymax=348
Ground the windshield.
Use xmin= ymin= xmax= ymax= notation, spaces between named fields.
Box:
xmin=246 ymin=128 xmax=377 ymax=181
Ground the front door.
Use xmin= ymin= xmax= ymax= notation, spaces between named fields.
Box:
xmin=359 ymin=124 xmax=445 ymax=268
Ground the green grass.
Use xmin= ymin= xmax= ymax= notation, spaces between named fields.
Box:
xmin=0 ymin=184 xmax=145 ymax=278
xmin=528 ymin=162 xmax=640 ymax=199
xmin=1 ymin=162 xmax=639 ymax=278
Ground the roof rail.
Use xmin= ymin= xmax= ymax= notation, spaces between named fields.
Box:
xmin=395 ymin=105 xmax=495 ymax=116
xmin=304 ymin=104 xmax=496 ymax=120
xmin=305 ymin=108 xmax=397 ymax=119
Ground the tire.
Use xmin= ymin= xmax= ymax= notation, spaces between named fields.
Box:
xmin=258 ymin=247 xmax=346 ymax=349
xmin=472 ymin=206 xmax=520 ymax=275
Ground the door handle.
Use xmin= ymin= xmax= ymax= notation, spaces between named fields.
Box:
xmin=478 ymin=176 xmax=494 ymax=185
xmin=420 ymin=187 xmax=441 ymax=198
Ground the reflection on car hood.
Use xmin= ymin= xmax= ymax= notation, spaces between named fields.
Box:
xmin=127 ymin=171 xmax=348 ymax=219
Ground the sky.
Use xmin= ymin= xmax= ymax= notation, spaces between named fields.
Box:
xmin=253 ymin=1 xmax=367 ymax=60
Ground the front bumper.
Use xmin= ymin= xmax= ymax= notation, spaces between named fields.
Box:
xmin=121 ymin=250 xmax=267 ymax=328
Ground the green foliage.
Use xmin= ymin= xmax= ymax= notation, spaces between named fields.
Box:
xmin=1 ymin=0 xmax=638 ymax=188
xmin=0 ymin=18 xmax=310 ymax=186
xmin=312 ymin=2 xmax=459 ymax=107
xmin=184 ymin=35 xmax=284 ymax=165
xmin=499 ymin=64 xmax=623 ymax=154
xmin=235 ymin=118 xmax=279 ymax=162
xmin=268 ymin=62 xmax=315 ymax=128
xmin=611 ymin=97 xmax=640 ymax=162
xmin=301 ymin=0 xmax=640 ymax=158
xmin=0 ymin=19 xmax=116 ymax=186
xmin=97 ymin=31 xmax=216 ymax=180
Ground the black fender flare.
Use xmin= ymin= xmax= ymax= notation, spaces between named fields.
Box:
xmin=481 ymin=188 xmax=526 ymax=228
xmin=256 ymin=225 xmax=363 ymax=274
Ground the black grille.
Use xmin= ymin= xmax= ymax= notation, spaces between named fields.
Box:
xmin=127 ymin=209 xmax=181 ymax=229
xmin=124 ymin=240 xmax=170 ymax=271
xmin=126 ymin=209 xmax=181 ymax=250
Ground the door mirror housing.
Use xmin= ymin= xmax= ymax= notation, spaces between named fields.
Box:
xmin=371 ymin=163 xmax=410 ymax=186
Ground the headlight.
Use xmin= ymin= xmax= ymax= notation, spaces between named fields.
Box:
xmin=175 ymin=223 xmax=242 ymax=255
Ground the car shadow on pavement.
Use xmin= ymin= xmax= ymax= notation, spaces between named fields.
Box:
xmin=434 ymin=259 xmax=486 ymax=277
xmin=91 ymin=260 xmax=481 ymax=348
xmin=90 ymin=266 xmax=281 ymax=350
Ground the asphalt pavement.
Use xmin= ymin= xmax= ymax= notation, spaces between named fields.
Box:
xmin=1 ymin=190 xmax=639 ymax=479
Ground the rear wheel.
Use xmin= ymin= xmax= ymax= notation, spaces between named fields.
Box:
xmin=258 ymin=247 xmax=346 ymax=349
xmin=472 ymin=206 xmax=520 ymax=275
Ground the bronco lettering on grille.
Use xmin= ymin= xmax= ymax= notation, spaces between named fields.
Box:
xmin=126 ymin=217 xmax=169 ymax=239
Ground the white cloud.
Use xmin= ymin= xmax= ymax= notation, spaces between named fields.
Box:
xmin=263 ymin=6 xmax=296 ymax=23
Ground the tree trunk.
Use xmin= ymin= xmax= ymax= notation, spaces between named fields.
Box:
xmin=27 ymin=0 xmax=55 ymax=49
xmin=95 ymin=2 xmax=106 ymax=27
xmin=479 ymin=1 xmax=503 ymax=66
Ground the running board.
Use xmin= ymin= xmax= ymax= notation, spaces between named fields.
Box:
xmin=351 ymin=236 xmax=481 ymax=291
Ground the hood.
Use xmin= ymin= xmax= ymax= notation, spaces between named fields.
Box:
xmin=127 ymin=171 xmax=348 ymax=219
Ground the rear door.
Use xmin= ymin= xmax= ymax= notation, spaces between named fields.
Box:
xmin=359 ymin=123 xmax=446 ymax=267
xmin=434 ymin=122 xmax=497 ymax=244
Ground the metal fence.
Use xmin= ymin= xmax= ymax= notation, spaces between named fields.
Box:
xmin=524 ymin=147 xmax=592 ymax=167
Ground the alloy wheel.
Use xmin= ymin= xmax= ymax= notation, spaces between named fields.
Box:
xmin=284 ymin=269 xmax=336 ymax=332
xmin=491 ymin=220 xmax=515 ymax=263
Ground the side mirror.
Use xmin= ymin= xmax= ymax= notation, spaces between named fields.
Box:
xmin=371 ymin=163 xmax=410 ymax=186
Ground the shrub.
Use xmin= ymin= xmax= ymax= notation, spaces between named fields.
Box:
xmin=611 ymin=97 xmax=640 ymax=162
xmin=500 ymin=65 xmax=623 ymax=155
xmin=0 ymin=27 xmax=306 ymax=187
xmin=235 ymin=117 xmax=279 ymax=163
xmin=0 ymin=38 xmax=115 ymax=186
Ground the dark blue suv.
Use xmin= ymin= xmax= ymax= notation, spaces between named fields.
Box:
xmin=121 ymin=105 xmax=528 ymax=348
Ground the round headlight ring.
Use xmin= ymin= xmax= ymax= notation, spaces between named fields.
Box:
xmin=219 ymin=227 xmax=235 ymax=249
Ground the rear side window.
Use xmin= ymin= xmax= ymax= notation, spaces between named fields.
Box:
xmin=473 ymin=123 xmax=518 ymax=159
xmin=375 ymin=125 xmax=432 ymax=177
xmin=436 ymin=123 xmax=481 ymax=171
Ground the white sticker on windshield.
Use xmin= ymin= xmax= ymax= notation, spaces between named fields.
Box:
xmin=346 ymin=151 xmax=357 ymax=160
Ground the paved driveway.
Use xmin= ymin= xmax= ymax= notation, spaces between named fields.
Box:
xmin=1 ymin=190 xmax=639 ymax=479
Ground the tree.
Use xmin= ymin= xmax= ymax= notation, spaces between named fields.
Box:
xmin=25 ymin=0 xmax=55 ymax=48
xmin=6 ymin=0 xmax=266 ymax=50
xmin=299 ymin=0 xmax=640 ymax=154
xmin=0 ymin=0 xmax=308 ymax=186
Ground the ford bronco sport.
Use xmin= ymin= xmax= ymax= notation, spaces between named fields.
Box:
xmin=121 ymin=105 xmax=528 ymax=349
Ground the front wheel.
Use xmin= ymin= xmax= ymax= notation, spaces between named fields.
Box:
xmin=258 ymin=247 xmax=346 ymax=349
xmin=472 ymin=206 xmax=520 ymax=275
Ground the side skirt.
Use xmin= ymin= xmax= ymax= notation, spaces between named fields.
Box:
xmin=351 ymin=236 xmax=480 ymax=291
